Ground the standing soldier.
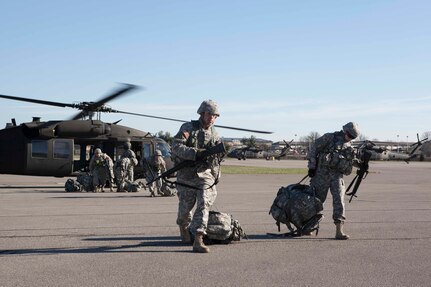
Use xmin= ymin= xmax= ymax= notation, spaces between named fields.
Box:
xmin=145 ymin=149 xmax=167 ymax=197
xmin=121 ymin=140 xmax=138 ymax=182
xmin=171 ymin=100 xmax=222 ymax=253
xmin=89 ymin=148 xmax=114 ymax=192
xmin=114 ymin=156 xmax=131 ymax=192
xmin=307 ymin=122 xmax=360 ymax=240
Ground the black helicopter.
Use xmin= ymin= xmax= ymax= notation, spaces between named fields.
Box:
xmin=0 ymin=84 xmax=272 ymax=177
xmin=264 ymin=139 xmax=293 ymax=160
xmin=228 ymin=145 xmax=264 ymax=160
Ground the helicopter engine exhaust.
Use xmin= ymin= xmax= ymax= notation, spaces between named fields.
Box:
xmin=53 ymin=120 xmax=111 ymax=138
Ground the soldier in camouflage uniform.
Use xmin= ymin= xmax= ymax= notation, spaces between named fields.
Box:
xmin=145 ymin=149 xmax=167 ymax=197
xmin=114 ymin=156 xmax=131 ymax=192
xmin=89 ymin=148 xmax=114 ymax=192
xmin=307 ymin=122 xmax=360 ymax=240
xmin=172 ymin=100 xmax=222 ymax=253
xmin=121 ymin=141 xmax=138 ymax=182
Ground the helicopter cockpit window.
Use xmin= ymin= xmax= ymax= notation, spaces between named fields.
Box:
xmin=53 ymin=140 xmax=71 ymax=159
xmin=156 ymin=142 xmax=171 ymax=157
xmin=142 ymin=143 xmax=151 ymax=159
xmin=31 ymin=140 xmax=48 ymax=158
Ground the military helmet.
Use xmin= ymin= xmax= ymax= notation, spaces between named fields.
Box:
xmin=197 ymin=100 xmax=220 ymax=116
xmin=155 ymin=149 xmax=162 ymax=156
xmin=124 ymin=141 xmax=131 ymax=150
xmin=342 ymin=122 xmax=360 ymax=139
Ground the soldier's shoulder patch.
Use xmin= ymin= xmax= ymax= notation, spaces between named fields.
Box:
xmin=182 ymin=131 xmax=190 ymax=140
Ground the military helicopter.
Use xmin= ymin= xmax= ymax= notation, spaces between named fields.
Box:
xmin=227 ymin=145 xmax=264 ymax=160
xmin=0 ymin=84 xmax=272 ymax=177
xmin=264 ymin=139 xmax=293 ymax=160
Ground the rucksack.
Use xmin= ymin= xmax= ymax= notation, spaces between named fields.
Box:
xmin=77 ymin=172 xmax=94 ymax=192
xmin=65 ymin=179 xmax=82 ymax=192
xmin=269 ymin=184 xmax=324 ymax=236
xmin=203 ymin=211 xmax=247 ymax=244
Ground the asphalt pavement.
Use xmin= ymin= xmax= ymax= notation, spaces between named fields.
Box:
xmin=1 ymin=158 xmax=430 ymax=287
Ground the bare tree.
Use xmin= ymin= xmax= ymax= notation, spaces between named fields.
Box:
xmin=421 ymin=131 xmax=431 ymax=140
xmin=241 ymin=135 xmax=257 ymax=147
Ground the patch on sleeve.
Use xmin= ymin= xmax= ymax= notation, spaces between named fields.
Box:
xmin=182 ymin=131 xmax=190 ymax=140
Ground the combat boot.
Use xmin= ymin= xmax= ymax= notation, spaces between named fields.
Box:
xmin=179 ymin=226 xmax=191 ymax=243
xmin=193 ymin=232 xmax=210 ymax=253
xmin=335 ymin=222 xmax=350 ymax=240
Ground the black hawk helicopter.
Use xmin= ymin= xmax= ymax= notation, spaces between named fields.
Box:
xmin=0 ymin=84 xmax=272 ymax=177
xmin=264 ymin=139 xmax=293 ymax=160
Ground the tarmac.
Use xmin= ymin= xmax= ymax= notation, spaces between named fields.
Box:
xmin=1 ymin=158 xmax=431 ymax=287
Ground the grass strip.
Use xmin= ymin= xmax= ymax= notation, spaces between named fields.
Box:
xmin=221 ymin=165 xmax=307 ymax=175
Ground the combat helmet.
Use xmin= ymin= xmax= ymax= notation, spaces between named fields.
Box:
xmin=155 ymin=149 xmax=162 ymax=156
xmin=124 ymin=141 xmax=131 ymax=150
xmin=197 ymin=100 xmax=220 ymax=116
xmin=342 ymin=122 xmax=360 ymax=139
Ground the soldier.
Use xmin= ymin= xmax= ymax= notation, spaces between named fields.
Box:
xmin=121 ymin=140 xmax=138 ymax=182
xmin=114 ymin=156 xmax=131 ymax=192
xmin=89 ymin=148 xmax=114 ymax=192
xmin=144 ymin=149 xmax=167 ymax=197
xmin=307 ymin=122 xmax=360 ymax=240
xmin=171 ymin=100 xmax=222 ymax=253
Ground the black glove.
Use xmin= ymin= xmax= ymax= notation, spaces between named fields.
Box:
xmin=308 ymin=168 xmax=316 ymax=178
xmin=195 ymin=149 xmax=210 ymax=161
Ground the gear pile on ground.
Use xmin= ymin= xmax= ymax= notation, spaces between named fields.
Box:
xmin=203 ymin=211 xmax=247 ymax=244
xmin=269 ymin=183 xmax=324 ymax=236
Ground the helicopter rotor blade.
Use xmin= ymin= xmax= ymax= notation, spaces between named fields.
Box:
xmin=110 ymin=109 xmax=273 ymax=134
xmin=93 ymin=83 xmax=139 ymax=108
xmin=212 ymin=124 xmax=273 ymax=134
xmin=70 ymin=84 xmax=140 ymax=120
xmin=0 ymin=94 xmax=75 ymax=108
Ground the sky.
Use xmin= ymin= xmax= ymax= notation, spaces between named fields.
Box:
xmin=1 ymin=0 xmax=430 ymax=143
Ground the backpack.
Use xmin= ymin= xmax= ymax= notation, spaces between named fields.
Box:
xmin=77 ymin=172 xmax=94 ymax=192
xmin=159 ymin=182 xmax=177 ymax=196
xmin=269 ymin=184 xmax=324 ymax=236
xmin=65 ymin=179 xmax=82 ymax=192
xmin=203 ymin=211 xmax=247 ymax=244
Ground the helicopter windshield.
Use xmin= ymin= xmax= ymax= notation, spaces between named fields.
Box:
xmin=156 ymin=142 xmax=171 ymax=157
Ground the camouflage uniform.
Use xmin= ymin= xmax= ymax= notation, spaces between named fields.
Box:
xmin=145 ymin=152 xmax=167 ymax=196
xmin=308 ymin=131 xmax=355 ymax=223
xmin=114 ymin=157 xmax=131 ymax=192
xmin=172 ymin=119 xmax=221 ymax=236
xmin=89 ymin=150 xmax=114 ymax=192
xmin=121 ymin=142 xmax=138 ymax=182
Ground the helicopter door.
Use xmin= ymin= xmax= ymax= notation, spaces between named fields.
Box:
xmin=26 ymin=139 xmax=74 ymax=176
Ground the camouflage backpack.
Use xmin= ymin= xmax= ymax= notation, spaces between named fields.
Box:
xmin=269 ymin=184 xmax=324 ymax=236
xmin=203 ymin=211 xmax=247 ymax=244
xmin=159 ymin=182 xmax=177 ymax=196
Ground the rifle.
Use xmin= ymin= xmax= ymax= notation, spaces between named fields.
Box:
xmin=345 ymin=141 xmax=384 ymax=202
xmin=146 ymin=142 xmax=226 ymax=186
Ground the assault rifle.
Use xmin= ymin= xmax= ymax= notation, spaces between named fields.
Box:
xmin=346 ymin=141 xmax=385 ymax=202
xmin=146 ymin=142 xmax=226 ymax=186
